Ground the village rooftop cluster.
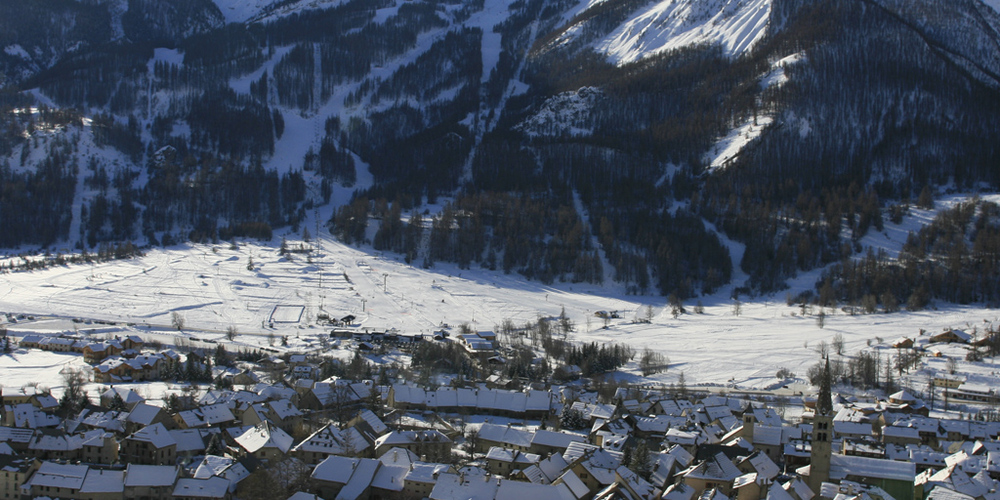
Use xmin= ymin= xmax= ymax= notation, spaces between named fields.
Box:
xmin=1 ymin=320 xmax=999 ymax=500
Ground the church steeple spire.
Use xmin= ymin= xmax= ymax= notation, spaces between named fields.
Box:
xmin=817 ymin=356 xmax=833 ymax=416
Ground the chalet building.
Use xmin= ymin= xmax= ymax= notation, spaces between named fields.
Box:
xmin=486 ymin=446 xmax=541 ymax=476
xmin=233 ymin=421 xmax=294 ymax=463
xmin=83 ymin=341 xmax=124 ymax=364
xmin=949 ymin=382 xmax=999 ymax=403
xmin=123 ymin=464 xmax=180 ymax=500
xmin=929 ymin=330 xmax=972 ymax=344
xmin=121 ymin=422 xmax=177 ymax=465
xmin=458 ymin=333 xmax=496 ymax=360
xmin=79 ymin=468 xmax=125 ymax=500
xmin=1 ymin=387 xmax=57 ymax=412
xmin=293 ymin=423 xmax=372 ymax=464
xmin=0 ymin=456 xmax=35 ymax=500
xmin=892 ymin=337 xmax=915 ymax=349
xmin=124 ymin=402 xmax=176 ymax=434
xmin=679 ymin=451 xmax=744 ymax=496
xmin=22 ymin=461 xmax=89 ymax=499
xmin=80 ymin=431 xmax=119 ymax=464
xmin=373 ymin=430 xmax=451 ymax=461
xmin=100 ymin=387 xmax=145 ymax=410
xmin=175 ymin=404 xmax=236 ymax=429
xmin=93 ymin=355 xmax=164 ymax=383
xmin=173 ymin=476 xmax=232 ymax=500
xmin=387 ymin=385 xmax=555 ymax=419
xmin=310 ymin=455 xmax=381 ymax=500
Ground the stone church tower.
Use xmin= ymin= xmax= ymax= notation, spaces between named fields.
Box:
xmin=808 ymin=357 xmax=834 ymax=495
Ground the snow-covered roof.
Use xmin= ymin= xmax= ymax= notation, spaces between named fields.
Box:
xmin=429 ymin=472 xmax=500 ymax=500
xmin=767 ymin=482 xmax=796 ymax=500
xmin=538 ymin=453 xmax=570 ymax=483
xmin=267 ymin=399 xmax=303 ymax=420
xmin=80 ymin=469 xmax=125 ymax=494
xmin=379 ymin=447 xmax=421 ymax=468
xmin=829 ymin=454 xmax=916 ymax=482
xmin=746 ymin=451 xmax=780 ymax=480
xmin=312 ymin=455 xmax=364 ymax=484
xmin=10 ymin=403 xmax=60 ymax=428
xmin=374 ymin=429 xmax=450 ymax=450
xmin=750 ymin=408 xmax=783 ymax=427
xmin=293 ymin=423 xmax=368 ymax=456
xmin=129 ymin=422 xmax=176 ymax=449
xmin=405 ymin=463 xmax=453 ymax=484
xmin=26 ymin=461 xmax=89 ymax=490
xmin=784 ymin=478 xmax=814 ymax=500
xmin=194 ymin=455 xmax=235 ymax=479
xmin=172 ymin=476 xmax=231 ymax=498
xmin=371 ymin=464 xmax=407 ymax=492
xmin=102 ymin=386 xmax=145 ymax=404
xmin=752 ymin=425 xmax=783 ymax=446
xmin=170 ymin=429 xmax=210 ymax=453
xmin=883 ymin=426 xmax=921 ymax=439
xmin=356 ymin=409 xmax=388 ymax=435
xmin=124 ymin=464 xmax=179 ymax=487
xmin=337 ymin=457 xmax=380 ymax=500
xmin=126 ymin=402 xmax=164 ymax=425
xmin=926 ymin=486 xmax=976 ymax=500
xmin=530 ymin=429 xmax=585 ymax=449
xmin=662 ymin=482 xmax=698 ymax=500
xmin=235 ymin=422 xmax=293 ymax=454
xmin=664 ymin=444 xmax=695 ymax=468
xmin=683 ymin=452 xmax=742 ymax=482
xmin=616 ymin=465 xmax=660 ymax=499
xmin=478 ymin=423 xmax=532 ymax=448
xmin=80 ymin=409 xmax=127 ymax=432
xmin=177 ymin=403 xmax=236 ymax=427
xmin=835 ymin=420 xmax=874 ymax=437
xmin=495 ymin=479 xmax=577 ymax=500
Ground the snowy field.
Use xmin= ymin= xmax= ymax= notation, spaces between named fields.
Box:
xmin=1 ymin=195 xmax=999 ymax=404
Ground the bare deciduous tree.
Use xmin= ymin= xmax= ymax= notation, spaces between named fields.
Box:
xmin=832 ymin=333 xmax=845 ymax=355
xmin=171 ymin=311 xmax=185 ymax=331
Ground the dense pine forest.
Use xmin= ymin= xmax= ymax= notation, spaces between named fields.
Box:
xmin=2 ymin=0 xmax=1000 ymax=304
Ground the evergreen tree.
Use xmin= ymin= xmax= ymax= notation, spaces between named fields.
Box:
xmin=560 ymin=407 xmax=585 ymax=430
xmin=676 ymin=372 xmax=688 ymax=399
xmin=165 ymin=393 xmax=182 ymax=414
xmin=108 ymin=391 xmax=127 ymax=412
xmin=628 ymin=439 xmax=652 ymax=479
xmin=214 ymin=345 xmax=230 ymax=367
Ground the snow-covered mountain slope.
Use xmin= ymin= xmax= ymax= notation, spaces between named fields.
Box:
xmin=590 ymin=0 xmax=771 ymax=64
xmin=516 ymin=87 xmax=603 ymax=137
xmin=871 ymin=0 xmax=1000 ymax=88
xmin=211 ymin=0 xmax=349 ymax=24
xmin=5 ymin=0 xmax=1000 ymax=303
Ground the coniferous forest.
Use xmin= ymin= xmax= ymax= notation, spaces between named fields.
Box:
xmin=2 ymin=0 xmax=1000 ymax=304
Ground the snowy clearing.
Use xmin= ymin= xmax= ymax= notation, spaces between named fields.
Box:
xmin=2 ymin=204 xmax=999 ymax=398
xmin=704 ymin=116 xmax=772 ymax=169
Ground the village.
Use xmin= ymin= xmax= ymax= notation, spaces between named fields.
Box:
xmin=0 ymin=313 xmax=999 ymax=500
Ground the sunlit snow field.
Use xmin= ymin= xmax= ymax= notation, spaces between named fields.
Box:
xmin=1 ymin=194 xmax=999 ymax=405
